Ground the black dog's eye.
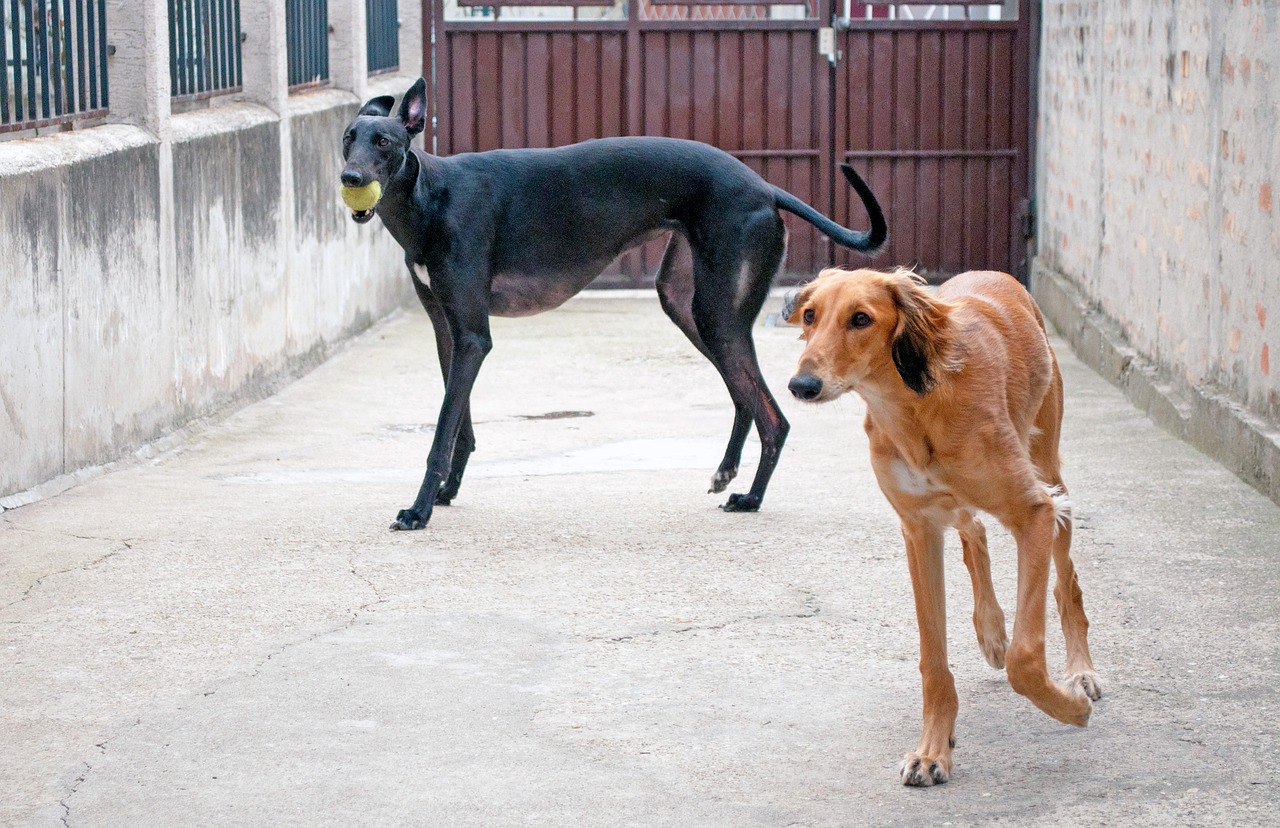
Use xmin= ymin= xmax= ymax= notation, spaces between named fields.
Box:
xmin=850 ymin=311 xmax=872 ymax=329
xmin=802 ymin=308 xmax=815 ymax=325
xmin=377 ymin=135 xmax=391 ymax=147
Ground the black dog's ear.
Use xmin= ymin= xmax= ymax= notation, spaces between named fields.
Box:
xmin=887 ymin=269 xmax=956 ymax=395
xmin=782 ymin=283 xmax=815 ymax=327
xmin=398 ymin=78 xmax=428 ymax=137
xmin=357 ymin=95 xmax=395 ymax=117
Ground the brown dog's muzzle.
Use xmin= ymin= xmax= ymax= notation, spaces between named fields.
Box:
xmin=788 ymin=372 xmax=824 ymax=401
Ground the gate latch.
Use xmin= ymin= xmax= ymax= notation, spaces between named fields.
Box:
xmin=819 ymin=27 xmax=838 ymax=65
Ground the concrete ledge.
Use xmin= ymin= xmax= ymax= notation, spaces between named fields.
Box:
xmin=1032 ymin=259 xmax=1280 ymax=508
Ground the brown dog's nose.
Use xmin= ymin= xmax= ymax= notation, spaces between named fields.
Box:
xmin=788 ymin=373 xmax=823 ymax=401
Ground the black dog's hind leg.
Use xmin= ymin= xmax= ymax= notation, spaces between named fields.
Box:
xmin=655 ymin=233 xmax=754 ymax=495
xmin=411 ymin=268 xmax=475 ymax=505
xmin=688 ymin=212 xmax=790 ymax=513
xmin=394 ymin=268 xmax=493 ymax=530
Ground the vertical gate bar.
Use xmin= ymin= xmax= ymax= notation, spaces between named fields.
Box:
xmin=0 ymin=3 xmax=10 ymax=122
xmin=62 ymin=0 xmax=74 ymax=111
xmin=196 ymin=0 xmax=207 ymax=93
xmin=175 ymin=0 xmax=186 ymax=95
xmin=625 ymin=0 xmax=640 ymax=137
xmin=427 ymin=0 xmax=441 ymax=153
xmin=232 ymin=0 xmax=241 ymax=86
xmin=168 ymin=0 xmax=180 ymax=95
xmin=1013 ymin=0 xmax=1033 ymax=280
xmin=821 ymin=0 xmax=836 ymax=267
xmin=74 ymin=0 xmax=86 ymax=111
xmin=22 ymin=0 xmax=37 ymax=117
xmin=12 ymin=0 xmax=25 ymax=121
xmin=36 ymin=0 xmax=49 ymax=118
xmin=49 ymin=0 xmax=63 ymax=115
xmin=214 ymin=0 xmax=227 ymax=92
xmin=95 ymin=0 xmax=106 ymax=106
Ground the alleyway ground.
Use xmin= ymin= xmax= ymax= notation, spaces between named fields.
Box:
xmin=2 ymin=294 xmax=1278 ymax=826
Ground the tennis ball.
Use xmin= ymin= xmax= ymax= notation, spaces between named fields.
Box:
xmin=341 ymin=180 xmax=382 ymax=212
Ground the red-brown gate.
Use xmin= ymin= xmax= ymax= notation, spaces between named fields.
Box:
xmin=426 ymin=1 xmax=1033 ymax=285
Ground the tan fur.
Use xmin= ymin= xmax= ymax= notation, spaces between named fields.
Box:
xmin=787 ymin=268 xmax=1101 ymax=787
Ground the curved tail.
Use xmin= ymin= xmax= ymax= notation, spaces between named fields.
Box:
xmin=773 ymin=163 xmax=887 ymax=253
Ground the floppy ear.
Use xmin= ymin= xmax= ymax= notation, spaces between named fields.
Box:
xmin=357 ymin=95 xmax=395 ymax=117
xmin=887 ymin=269 xmax=955 ymax=395
xmin=398 ymin=77 xmax=428 ymax=137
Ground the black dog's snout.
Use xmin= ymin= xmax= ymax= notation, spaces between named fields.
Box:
xmin=340 ymin=169 xmax=366 ymax=187
xmin=788 ymin=373 xmax=823 ymax=401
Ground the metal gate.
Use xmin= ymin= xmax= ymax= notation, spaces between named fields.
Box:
xmin=426 ymin=1 xmax=1033 ymax=285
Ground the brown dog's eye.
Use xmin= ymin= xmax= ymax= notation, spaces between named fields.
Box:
xmin=802 ymin=308 xmax=814 ymax=325
xmin=850 ymin=311 xmax=872 ymax=329
xmin=377 ymin=136 xmax=391 ymax=147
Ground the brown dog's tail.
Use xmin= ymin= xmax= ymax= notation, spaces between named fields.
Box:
xmin=772 ymin=164 xmax=888 ymax=253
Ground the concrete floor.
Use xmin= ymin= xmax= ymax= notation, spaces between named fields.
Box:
xmin=2 ymin=294 xmax=1278 ymax=827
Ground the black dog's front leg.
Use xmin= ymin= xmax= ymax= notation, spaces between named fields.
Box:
xmin=414 ymin=273 xmax=476 ymax=505
xmin=392 ymin=293 xmax=493 ymax=530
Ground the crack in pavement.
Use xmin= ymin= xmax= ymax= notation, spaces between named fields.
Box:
xmin=2 ymin=542 xmax=131 ymax=612
xmin=594 ymin=589 xmax=821 ymax=643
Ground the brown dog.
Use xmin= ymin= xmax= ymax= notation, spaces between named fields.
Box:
xmin=785 ymin=267 xmax=1101 ymax=786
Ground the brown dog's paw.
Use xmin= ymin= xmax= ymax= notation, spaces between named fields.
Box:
xmin=978 ymin=630 xmax=1008 ymax=670
xmin=1067 ymin=670 xmax=1103 ymax=701
xmin=899 ymin=752 xmax=951 ymax=787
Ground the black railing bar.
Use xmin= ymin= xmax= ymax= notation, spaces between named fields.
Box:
xmin=84 ymin=0 xmax=97 ymax=108
xmin=50 ymin=0 xmax=65 ymax=116
xmin=74 ymin=0 xmax=86 ymax=110
xmin=22 ymin=0 xmax=37 ymax=119
xmin=231 ymin=0 xmax=240 ymax=84
xmin=0 ymin=4 xmax=10 ymax=122
xmin=96 ymin=0 xmax=106 ymax=106
xmin=11 ymin=0 xmax=25 ymax=122
xmin=215 ymin=0 xmax=228 ymax=91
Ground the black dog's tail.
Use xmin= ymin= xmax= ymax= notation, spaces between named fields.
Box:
xmin=773 ymin=163 xmax=887 ymax=253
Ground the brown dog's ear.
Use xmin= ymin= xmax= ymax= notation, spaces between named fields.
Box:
xmin=887 ymin=269 xmax=955 ymax=395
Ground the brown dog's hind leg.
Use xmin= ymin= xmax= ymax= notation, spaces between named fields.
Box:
xmin=956 ymin=511 xmax=1009 ymax=669
xmin=900 ymin=520 xmax=958 ymax=786
xmin=1002 ymin=490 xmax=1094 ymax=726
xmin=1031 ymin=362 xmax=1101 ymax=700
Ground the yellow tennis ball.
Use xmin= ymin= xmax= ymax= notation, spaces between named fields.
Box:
xmin=341 ymin=180 xmax=382 ymax=212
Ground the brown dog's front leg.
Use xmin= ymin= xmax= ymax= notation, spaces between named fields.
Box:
xmin=900 ymin=520 xmax=958 ymax=786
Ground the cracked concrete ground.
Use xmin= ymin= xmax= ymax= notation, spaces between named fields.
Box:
xmin=2 ymin=294 xmax=1279 ymax=827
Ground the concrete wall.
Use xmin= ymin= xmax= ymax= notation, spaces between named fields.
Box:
xmin=0 ymin=0 xmax=424 ymax=501
xmin=1034 ymin=0 xmax=1280 ymax=504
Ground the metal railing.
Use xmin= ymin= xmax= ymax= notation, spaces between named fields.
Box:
xmin=2 ymin=0 xmax=109 ymax=135
xmin=168 ymin=0 xmax=243 ymax=101
xmin=286 ymin=0 xmax=328 ymax=90
xmin=365 ymin=0 xmax=397 ymax=74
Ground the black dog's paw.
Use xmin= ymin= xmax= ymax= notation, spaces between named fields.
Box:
xmin=434 ymin=490 xmax=454 ymax=506
xmin=720 ymin=493 xmax=761 ymax=513
xmin=390 ymin=508 xmax=428 ymax=530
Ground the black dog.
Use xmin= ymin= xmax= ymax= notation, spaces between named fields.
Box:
xmin=341 ymin=78 xmax=887 ymax=530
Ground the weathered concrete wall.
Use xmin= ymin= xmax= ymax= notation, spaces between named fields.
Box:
xmin=1035 ymin=0 xmax=1280 ymax=503
xmin=0 ymin=94 xmax=411 ymax=500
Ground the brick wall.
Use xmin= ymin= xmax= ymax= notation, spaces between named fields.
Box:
xmin=1037 ymin=0 xmax=1279 ymax=425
